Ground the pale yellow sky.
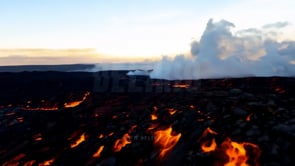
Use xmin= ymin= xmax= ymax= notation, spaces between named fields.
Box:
xmin=0 ymin=0 xmax=294 ymax=65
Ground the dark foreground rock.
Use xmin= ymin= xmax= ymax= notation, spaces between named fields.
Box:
xmin=0 ymin=71 xmax=294 ymax=166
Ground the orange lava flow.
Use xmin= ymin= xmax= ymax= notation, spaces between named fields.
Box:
xmin=2 ymin=153 xmax=26 ymax=166
xmin=167 ymin=108 xmax=177 ymax=115
xmin=199 ymin=128 xmax=261 ymax=166
xmin=172 ymin=84 xmax=190 ymax=88
xmin=147 ymin=123 xmax=158 ymax=131
xmin=64 ymin=92 xmax=90 ymax=108
xmin=201 ymin=138 xmax=217 ymax=153
xmin=70 ymin=133 xmax=86 ymax=148
xmin=113 ymin=133 xmax=131 ymax=152
xmin=153 ymin=126 xmax=181 ymax=159
xmin=98 ymin=134 xmax=104 ymax=139
xmin=198 ymin=127 xmax=218 ymax=142
xmin=221 ymin=138 xmax=261 ymax=166
xmin=246 ymin=114 xmax=253 ymax=122
xmin=39 ymin=158 xmax=55 ymax=166
xmin=151 ymin=113 xmax=158 ymax=120
xmin=93 ymin=146 xmax=104 ymax=158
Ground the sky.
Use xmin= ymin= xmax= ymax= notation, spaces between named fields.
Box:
xmin=0 ymin=0 xmax=294 ymax=65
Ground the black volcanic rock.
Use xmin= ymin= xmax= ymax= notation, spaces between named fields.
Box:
xmin=0 ymin=71 xmax=294 ymax=166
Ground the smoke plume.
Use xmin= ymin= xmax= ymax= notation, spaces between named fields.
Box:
xmin=150 ymin=19 xmax=295 ymax=80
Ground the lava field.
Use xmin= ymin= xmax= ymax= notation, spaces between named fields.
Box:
xmin=0 ymin=71 xmax=294 ymax=166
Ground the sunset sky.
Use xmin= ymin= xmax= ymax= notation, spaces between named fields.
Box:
xmin=0 ymin=0 xmax=294 ymax=65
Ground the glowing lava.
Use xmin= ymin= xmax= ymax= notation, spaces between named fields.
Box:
xmin=221 ymin=138 xmax=261 ymax=166
xmin=39 ymin=158 xmax=55 ymax=166
xmin=93 ymin=145 xmax=104 ymax=158
xmin=70 ymin=133 xmax=86 ymax=148
xmin=98 ymin=134 xmax=104 ymax=139
xmin=199 ymin=128 xmax=261 ymax=166
xmin=167 ymin=108 xmax=177 ymax=115
xmin=153 ymin=126 xmax=181 ymax=159
xmin=246 ymin=114 xmax=253 ymax=122
xmin=113 ymin=133 xmax=131 ymax=152
xmin=201 ymin=138 xmax=217 ymax=153
xmin=172 ymin=83 xmax=190 ymax=88
xmin=64 ymin=92 xmax=90 ymax=108
xmin=151 ymin=113 xmax=158 ymax=120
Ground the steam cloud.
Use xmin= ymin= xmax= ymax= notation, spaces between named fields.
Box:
xmin=150 ymin=19 xmax=295 ymax=80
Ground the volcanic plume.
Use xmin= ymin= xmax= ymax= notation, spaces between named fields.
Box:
xmin=151 ymin=19 xmax=295 ymax=80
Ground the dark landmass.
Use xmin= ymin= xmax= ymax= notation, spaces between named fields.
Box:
xmin=0 ymin=71 xmax=294 ymax=166
xmin=0 ymin=64 xmax=95 ymax=72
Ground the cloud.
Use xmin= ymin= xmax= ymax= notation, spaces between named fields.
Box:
xmin=0 ymin=48 xmax=98 ymax=57
xmin=150 ymin=19 xmax=295 ymax=80
xmin=0 ymin=49 xmax=105 ymax=66
xmin=262 ymin=21 xmax=290 ymax=29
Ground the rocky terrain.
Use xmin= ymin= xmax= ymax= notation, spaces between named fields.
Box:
xmin=0 ymin=71 xmax=294 ymax=166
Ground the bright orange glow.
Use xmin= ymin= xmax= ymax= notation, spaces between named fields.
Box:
xmin=190 ymin=105 xmax=195 ymax=109
xmin=99 ymin=134 xmax=104 ymax=139
xmin=33 ymin=133 xmax=42 ymax=141
xmin=92 ymin=145 xmax=104 ymax=158
xmin=201 ymin=138 xmax=217 ymax=153
xmin=151 ymin=113 xmax=158 ymax=120
xmin=113 ymin=133 xmax=131 ymax=152
xmin=199 ymin=127 xmax=218 ymax=141
xmin=199 ymin=128 xmax=261 ymax=166
xmin=39 ymin=158 xmax=55 ymax=166
xmin=172 ymin=84 xmax=190 ymax=88
xmin=153 ymin=126 xmax=181 ymax=159
xmin=70 ymin=133 xmax=86 ymax=148
xmin=246 ymin=114 xmax=252 ymax=122
xmin=167 ymin=108 xmax=177 ymax=115
xmin=147 ymin=123 xmax=158 ymax=131
xmin=108 ymin=132 xmax=114 ymax=136
xmin=221 ymin=138 xmax=261 ymax=166
xmin=64 ymin=92 xmax=90 ymax=108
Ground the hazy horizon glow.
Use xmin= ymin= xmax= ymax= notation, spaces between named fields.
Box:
xmin=0 ymin=0 xmax=295 ymax=65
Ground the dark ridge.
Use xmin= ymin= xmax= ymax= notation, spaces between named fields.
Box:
xmin=0 ymin=64 xmax=95 ymax=72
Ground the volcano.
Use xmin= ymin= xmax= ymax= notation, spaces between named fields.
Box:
xmin=0 ymin=71 xmax=294 ymax=165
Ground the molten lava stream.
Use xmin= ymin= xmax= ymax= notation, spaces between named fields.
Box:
xmin=70 ymin=133 xmax=86 ymax=148
xmin=39 ymin=158 xmax=55 ymax=166
xmin=93 ymin=145 xmax=104 ymax=158
xmin=199 ymin=128 xmax=261 ymax=166
xmin=167 ymin=108 xmax=177 ymax=115
xmin=172 ymin=83 xmax=190 ymax=88
xmin=153 ymin=126 xmax=181 ymax=159
xmin=113 ymin=133 xmax=131 ymax=152
xmin=64 ymin=92 xmax=90 ymax=108
xmin=151 ymin=113 xmax=158 ymax=120
xmin=201 ymin=138 xmax=217 ymax=153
